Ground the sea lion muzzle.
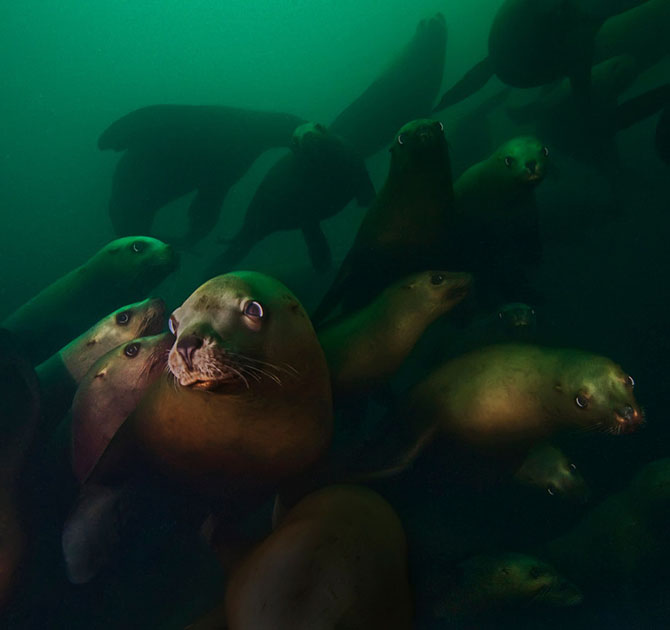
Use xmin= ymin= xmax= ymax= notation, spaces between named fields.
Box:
xmin=615 ymin=404 xmax=643 ymax=433
xmin=176 ymin=333 xmax=203 ymax=371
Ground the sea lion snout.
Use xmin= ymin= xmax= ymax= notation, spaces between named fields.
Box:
xmin=176 ymin=333 xmax=203 ymax=371
xmin=615 ymin=404 xmax=643 ymax=433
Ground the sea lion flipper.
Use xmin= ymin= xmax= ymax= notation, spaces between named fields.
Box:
xmin=433 ymin=56 xmax=494 ymax=112
xmin=302 ymin=223 xmax=332 ymax=273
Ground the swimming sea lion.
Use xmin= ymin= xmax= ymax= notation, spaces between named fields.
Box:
xmin=514 ymin=443 xmax=589 ymax=502
xmin=434 ymin=0 xmax=604 ymax=111
xmin=318 ymin=270 xmax=472 ymax=402
xmin=71 ymin=333 xmax=173 ymax=485
xmin=657 ymin=103 xmax=670 ymax=163
xmin=434 ymin=552 xmax=582 ymax=618
xmin=313 ymin=119 xmax=454 ymax=325
xmin=330 ymin=13 xmax=447 ymax=157
xmin=190 ymin=485 xmax=412 ymax=630
xmin=449 ymin=136 xmax=548 ymax=306
xmin=208 ymin=122 xmax=375 ymax=274
xmin=35 ymin=297 xmax=165 ymax=434
xmin=99 ymin=105 xmax=305 ymax=246
xmin=96 ymin=272 xmax=332 ymax=499
xmin=2 ymin=236 xmax=177 ymax=365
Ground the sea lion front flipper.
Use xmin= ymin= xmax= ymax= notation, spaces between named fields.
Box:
xmin=176 ymin=184 xmax=229 ymax=249
xmin=302 ymin=223 xmax=332 ymax=273
xmin=433 ymin=56 xmax=494 ymax=112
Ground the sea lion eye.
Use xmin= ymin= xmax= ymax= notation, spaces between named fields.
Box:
xmin=116 ymin=311 xmax=131 ymax=326
xmin=569 ymin=463 xmax=577 ymax=472
xmin=438 ymin=121 xmax=444 ymax=131
xmin=547 ymin=487 xmax=556 ymax=496
xmin=504 ymin=156 xmax=514 ymax=167
xmin=627 ymin=375 xmax=635 ymax=388
xmin=430 ymin=273 xmax=445 ymax=285
xmin=124 ymin=342 xmax=141 ymax=358
xmin=131 ymin=240 xmax=146 ymax=253
xmin=244 ymin=301 xmax=264 ymax=319
xmin=168 ymin=316 xmax=177 ymax=335
xmin=397 ymin=134 xmax=404 ymax=145
xmin=542 ymin=146 xmax=549 ymax=157
xmin=575 ymin=394 xmax=589 ymax=409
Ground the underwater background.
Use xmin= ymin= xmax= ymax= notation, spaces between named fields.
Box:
xmin=1 ymin=0 xmax=670 ymax=628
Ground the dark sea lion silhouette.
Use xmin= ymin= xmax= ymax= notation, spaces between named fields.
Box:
xmin=99 ymin=105 xmax=305 ymax=247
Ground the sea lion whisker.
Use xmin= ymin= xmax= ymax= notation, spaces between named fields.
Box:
xmin=227 ymin=352 xmax=299 ymax=378
xmin=226 ymin=365 xmax=250 ymax=390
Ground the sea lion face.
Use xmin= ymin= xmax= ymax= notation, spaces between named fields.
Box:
xmin=401 ymin=271 xmax=472 ymax=314
xmin=63 ymin=297 xmax=166 ymax=383
xmin=496 ymin=136 xmax=549 ymax=184
xmin=290 ymin=122 xmax=329 ymax=155
xmin=557 ymin=354 xmax=643 ymax=435
xmin=460 ymin=553 xmax=583 ymax=609
xmin=167 ymin=272 xmax=312 ymax=390
xmin=99 ymin=236 xmax=178 ymax=279
xmin=497 ymin=302 xmax=536 ymax=334
xmin=391 ymin=119 xmax=448 ymax=168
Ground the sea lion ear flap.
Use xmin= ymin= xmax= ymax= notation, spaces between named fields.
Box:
xmin=554 ymin=383 xmax=563 ymax=393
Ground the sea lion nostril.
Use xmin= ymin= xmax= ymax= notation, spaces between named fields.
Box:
xmin=176 ymin=334 xmax=203 ymax=370
xmin=526 ymin=159 xmax=537 ymax=172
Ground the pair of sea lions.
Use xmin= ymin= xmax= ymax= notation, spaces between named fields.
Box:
xmin=1 ymin=236 xmax=176 ymax=365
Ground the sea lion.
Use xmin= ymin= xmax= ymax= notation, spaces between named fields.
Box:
xmin=542 ymin=458 xmax=670 ymax=597
xmin=449 ymin=136 xmax=548 ymax=306
xmin=95 ymin=272 xmax=332 ymax=499
xmin=330 ymin=13 xmax=447 ymax=157
xmin=71 ymin=332 xmax=173 ymax=485
xmin=434 ymin=552 xmax=583 ymax=618
xmin=434 ymin=0 xmax=604 ymax=111
xmin=373 ymin=344 xmax=642 ymax=477
xmin=514 ymin=443 xmax=589 ymax=502
xmin=189 ymin=485 xmax=412 ymax=630
xmin=318 ymin=270 xmax=472 ymax=402
xmin=0 ymin=330 xmax=41 ymax=609
xmin=2 ymin=236 xmax=177 ymax=365
xmin=313 ymin=119 xmax=454 ymax=325
xmin=35 ymin=297 xmax=165 ymax=434
xmin=99 ymin=105 xmax=305 ymax=246
xmin=208 ymin=122 xmax=375 ymax=274
xmin=657 ymin=103 xmax=670 ymax=163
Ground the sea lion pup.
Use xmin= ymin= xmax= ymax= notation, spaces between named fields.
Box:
xmin=318 ymin=270 xmax=472 ymax=403
xmin=448 ymin=136 xmax=548 ymax=307
xmin=312 ymin=119 xmax=454 ymax=326
xmin=35 ymin=297 xmax=165 ymax=435
xmin=514 ymin=443 xmax=589 ymax=502
xmin=208 ymin=122 xmax=375 ymax=274
xmin=0 ymin=330 xmax=41 ymax=609
xmin=657 ymin=103 xmax=670 ymax=164
xmin=368 ymin=344 xmax=642 ymax=477
xmin=330 ymin=12 xmax=447 ymax=158
xmin=541 ymin=458 xmax=670 ymax=598
xmin=187 ymin=485 xmax=412 ymax=630
xmin=94 ymin=272 xmax=332 ymax=500
xmin=63 ymin=333 xmax=173 ymax=584
xmin=1 ymin=236 xmax=177 ymax=365
xmin=433 ymin=552 xmax=582 ymax=619
xmin=99 ymin=105 xmax=305 ymax=246
xmin=434 ymin=0 xmax=605 ymax=112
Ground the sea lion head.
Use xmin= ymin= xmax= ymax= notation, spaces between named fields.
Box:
xmin=496 ymin=302 xmax=536 ymax=337
xmin=63 ymin=297 xmax=166 ymax=383
xmin=290 ymin=122 xmax=329 ymax=155
xmin=167 ymin=272 xmax=319 ymax=391
xmin=97 ymin=236 xmax=178 ymax=286
xmin=398 ymin=271 xmax=472 ymax=315
xmin=495 ymin=136 xmax=549 ymax=185
xmin=555 ymin=351 xmax=643 ymax=435
xmin=451 ymin=552 xmax=583 ymax=612
xmin=391 ymin=119 xmax=449 ymax=168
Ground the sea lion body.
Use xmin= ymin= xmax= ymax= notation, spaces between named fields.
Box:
xmin=210 ymin=123 xmax=374 ymax=274
xmin=2 ymin=237 xmax=176 ymax=365
xmin=318 ymin=271 xmax=472 ymax=401
xmin=313 ymin=119 xmax=454 ymax=324
xmin=100 ymin=105 xmax=305 ymax=246
xmin=219 ymin=485 xmax=412 ymax=630
xmin=102 ymin=272 xmax=332 ymax=497
xmin=330 ymin=13 xmax=447 ymax=157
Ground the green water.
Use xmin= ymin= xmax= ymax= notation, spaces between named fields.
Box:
xmin=2 ymin=1 xmax=670 ymax=628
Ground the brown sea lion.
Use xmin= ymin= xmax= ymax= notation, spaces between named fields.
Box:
xmin=95 ymin=272 xmax=332 ymax=499
xmin=188 ymin=485 xmax=412 ymax=630
xmin=71 ymin=332 xmax=173 ymax=485
xmin=434 ymin=552 xmax=582 ymax=618
xmin=35 ymin=297 xmax=165 ymax=434
xmin=372 ymin=344 xmax=642 ymax=476
xmin=1 ymin=236 xmax=177 ymax=365
xmin=318 ymin=270 xmax=472 ymax=402
xmin=99 ymin=105 xmax=305 ymax=247
xmin=514 ymin=443 xmax=589 ymax=502
xmin=313 ymin=119 xmax=454 ymax=325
